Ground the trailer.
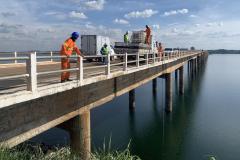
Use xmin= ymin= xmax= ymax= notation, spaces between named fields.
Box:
xmin=81 ymin=35 xmax=114 ymax=61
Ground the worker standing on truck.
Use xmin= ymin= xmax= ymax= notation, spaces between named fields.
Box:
xmin=101 ymin=43 xmax=109 ymax=64
xmin=60 ymin=32 xmax=83 ymax=83
xmin=158 ymin=42 xmax=164 ymax=60
xmin=145 ymin=25 xmax=151 ymax=45
xmin=124 ymin=31 xmax=129 ymax=43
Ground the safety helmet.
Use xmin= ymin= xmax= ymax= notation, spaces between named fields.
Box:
xmin=71 ymin=32 xmax=79 ymax=39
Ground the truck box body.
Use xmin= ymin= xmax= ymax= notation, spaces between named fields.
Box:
xmin=81 ymin=35 xmax=110 ymax=56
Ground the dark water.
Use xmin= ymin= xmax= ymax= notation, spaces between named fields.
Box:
xmin=32 ymin=54 xmax=240 ymax=160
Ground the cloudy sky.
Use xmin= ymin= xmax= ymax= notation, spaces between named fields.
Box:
xmin=0 ymin=0 xmax=240 ymax=51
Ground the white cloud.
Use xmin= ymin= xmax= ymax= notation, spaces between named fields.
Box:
xmin=164 ymin=9 xmax=189 ymax=16
xmin=190 ymin=14 xmax=197 ymax=18
xmin=44 ymin=11 xmax=67 ymax=20
xmin=124 ymin=9 xmax=158 ymax=19
xmin=195 ymin=24 xmax=200 ymax=27
xmin=218 ymin=22 xmax=224 ymax=27
xmin=172 ymin=28 xmax=178 ymax=33
xmin=206 ymin=22 xmax=224 ymax=27
xmin=206 ymin=23 xmax=214 ymax=27
xmin=114 ymin=18 xmax=129 ymax=25
xmin=84 ymin=0 xmax=105 ymax=10
xmin=69 ymin=11 xmax=87 ymax=19
xmin=152 ymin=24 xmax=160 ymax=30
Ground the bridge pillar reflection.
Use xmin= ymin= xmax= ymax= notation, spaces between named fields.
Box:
xmin=175 ymin=69 xmax=178 ymax=80
xmin=129 ymin=89 xmax=135 ymax=111
xmin=152 ymin=78 xmax=157 ymax=95
xmin=179 ymin=66 xmax=184 ymax=95
xmin=165 ymin=73 xmax=172 ymax=112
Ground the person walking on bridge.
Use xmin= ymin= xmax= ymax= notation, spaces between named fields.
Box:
xmin=60 ymin=32 xmax=83 ymax=83
xmin=145 ymin=25 xmax=151 ymax=45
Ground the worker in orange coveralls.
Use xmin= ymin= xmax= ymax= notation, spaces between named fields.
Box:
xmin=60 ymin=32 xmax=83 ymax=83
xmin=145 ymin=25 xmax=151 ymax=45
xmin=158 ymin=42 xmax=164 ymax=60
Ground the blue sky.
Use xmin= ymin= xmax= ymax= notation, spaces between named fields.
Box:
xmin=0 ymin=0 xmax=240 ymax=51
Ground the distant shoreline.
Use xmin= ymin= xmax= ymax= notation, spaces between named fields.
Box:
xmin=208 ymin=50 xmax=240 ymax=54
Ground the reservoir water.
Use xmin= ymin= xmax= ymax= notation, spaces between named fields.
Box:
xmin=32 ymin=54 xmax=240 ymax=160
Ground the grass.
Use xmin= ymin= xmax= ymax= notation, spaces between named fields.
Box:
xmin=0 ymin=141 xmax=141 ymax=160
xmin=91 ymin=139 xmax=141 ymax=160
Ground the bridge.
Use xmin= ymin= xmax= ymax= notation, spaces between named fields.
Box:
xmin=0 ymin=51 xmax=208 ymax=159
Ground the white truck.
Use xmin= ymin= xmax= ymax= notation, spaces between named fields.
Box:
xmin=81 ymin=35 xmax=115 ymax=62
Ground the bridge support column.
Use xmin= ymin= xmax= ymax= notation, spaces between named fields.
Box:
xmin=69 ymin=110 xmax=91 ymax=160
xmin=165 ymin=73 xmax=172 ymax=112
xmin=194 ymin=58 xmax=198 ymax=74
xmin=129 ymin=89 xmax=135 ymax=111
xmin=197 ymin=56 xmax=201 ymax=68
xmin=152 ymin=78 xmax=157 ymax=95
xmin=179 ymin=66 xmax=184 ymax=95
xmin=190 ymin=59 xmax=194 ymax=76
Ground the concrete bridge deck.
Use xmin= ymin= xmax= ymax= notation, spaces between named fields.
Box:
xmin=0 ymin=51 xmax=208 ymax=159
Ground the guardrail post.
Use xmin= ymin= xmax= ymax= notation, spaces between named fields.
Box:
xmin=27 ymin=52 xmax=37 ymax=92
xmin=14 ymin=51 xmax=17 ymax=64
xmin=136 ymin=53 xmax=140 ymax=67
xmin=50 ymin=51 xmax=53 ymax=62
xmin=77 ymin=56 xmax=83 ymax=84
xmin=153 ymin=52 xmax=155 ymax=64
xmin=123 ymin=52 xmax=128 ymax=71
xmin=146 ymin=52 xmax=149 ymax=65
xmin=105 ymin=54 xmax=111 ymax=76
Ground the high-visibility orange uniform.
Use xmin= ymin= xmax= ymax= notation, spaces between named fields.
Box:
xmin=158 ymin=45 xmax=164 ymax=58
xmin=145 ymin=27 xmax=151 ymax=45
xmin=60 ymin=38 xmax=81 ymax=81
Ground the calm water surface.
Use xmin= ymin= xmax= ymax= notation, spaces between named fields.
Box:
xmin=33 ymin=54 xmax=240 ymax=160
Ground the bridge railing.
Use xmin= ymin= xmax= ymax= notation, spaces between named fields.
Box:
xmin=0 ymin=51 xmax=59 ymax=64
xmin=0 ymin=50 xmax=194 ymax=93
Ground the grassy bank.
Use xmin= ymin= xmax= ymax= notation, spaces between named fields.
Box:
xmin=0 ymin=144 xmax=141 ymax=160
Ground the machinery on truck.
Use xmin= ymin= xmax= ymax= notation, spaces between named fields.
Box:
xmin=114 ymin=31 xmax=157 ymax=59
xmin=81 ymin=35 xmax=115 ymax=62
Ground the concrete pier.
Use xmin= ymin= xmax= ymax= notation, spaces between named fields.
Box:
xmin=129 ymin=89 xmax=136 ymax=111
xmin=194 ymin=58 xmax=197 ymax=74
xmin=179 ymin=66 xmax=184 ymax=95
xmin=165 ymin=73 xmax=172 ymax=112
xmin=68 ymin=110 xmax=91 ymax=160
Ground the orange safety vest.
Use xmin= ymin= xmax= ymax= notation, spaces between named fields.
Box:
xmin=145 ymin=28 xmax=151 ymax=37
xmin=60 ymin=38 xmax=81 ymax=56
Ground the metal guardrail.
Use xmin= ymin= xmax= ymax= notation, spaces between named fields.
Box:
xmin=0 ymin=50 xmax=198 ymax=93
